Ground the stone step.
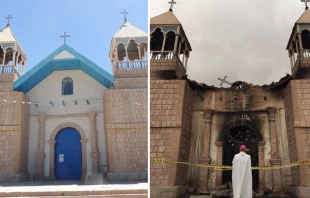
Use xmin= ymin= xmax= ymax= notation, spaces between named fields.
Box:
xmin=23 ymin=194 xmax=148 ymax=198
xmin=0 ymin=189 xmax=148 ymax=197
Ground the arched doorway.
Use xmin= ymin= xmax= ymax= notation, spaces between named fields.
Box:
xmin=55 ymin=127 xmax=82 ymax=179
xmin=222 ymin=125 xmax=259 ymax=190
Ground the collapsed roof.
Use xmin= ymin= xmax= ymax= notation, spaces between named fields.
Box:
xmin=184 ymin=74 xmax=292 ymax=90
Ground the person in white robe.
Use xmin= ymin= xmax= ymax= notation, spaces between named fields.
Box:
xmin=232 ymin=145 xmax=252 ymax=198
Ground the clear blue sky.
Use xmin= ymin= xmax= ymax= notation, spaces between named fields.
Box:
xmin=2 ymin=0 xmax=148 ymax=75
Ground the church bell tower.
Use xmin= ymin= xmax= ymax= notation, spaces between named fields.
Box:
xmin=104 ymin=11 xmax=148 ymax=181
xmin=109 ymin=10 xmax=148 ymax=77
xmin=0 ymin=15 xmax=27 ymax=80
xmin=286 ymin=3 xmax=310 ymax=78
xmin=0 ymin=15 xmax=30 ymax=182
xmin=150 ymin=2 xmax=192 ymax=79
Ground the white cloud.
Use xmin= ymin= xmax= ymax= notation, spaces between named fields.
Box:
xmin=150 ymin=0 xmax=306 ymax=87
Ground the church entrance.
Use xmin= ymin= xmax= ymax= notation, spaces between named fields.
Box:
xmin=222 ymin=125 xmax=259 ymax=190
xmin=55 ymin=127 xmax=82 ymax=180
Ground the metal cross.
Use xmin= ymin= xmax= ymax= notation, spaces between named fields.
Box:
xmin=121 ymin=9 xmax=129 ymax=22
xmin=6 ymin=15 xmax=13 ymax=26
xmin=168 ymin=0 xmax=176 ymax=11
xmin=218 ymin=76 xmax=232 ymax=86
xmin=60 ymin=31 xmax=70 ymax=44
xmin=301 ymin=0 xmax=310 ymax=10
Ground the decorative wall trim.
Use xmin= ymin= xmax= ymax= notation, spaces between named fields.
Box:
xmin=45 ymin=113 xmax=89 ymax=119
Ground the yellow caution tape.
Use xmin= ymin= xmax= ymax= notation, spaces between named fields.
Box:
xmin=153 ymin=157 xmax=310 ymax=171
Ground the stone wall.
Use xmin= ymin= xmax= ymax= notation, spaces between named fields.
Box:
xmin=0 ymin=73 xmax=29 ymax=182
xmin=284 ymin=81 xmax=298 ymax=185
xmin=104 ymin=67 xmax=148 ymax=181
xmin=187 ymin=87 xmax=291 ymax=191
xmin=284 ymin=79 xmax=310 ymax=186
xmin=19 ymin=94 xmax=30 ymax=175
xmin=150 ymin=59 xmax=185 ymax=80
xmin=176 ymin=83 xmax=194 ymax=186
xmin=150 ymin=79 xmax=194 ymax=198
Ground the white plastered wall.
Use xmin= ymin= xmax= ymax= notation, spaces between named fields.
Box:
xmin=27 ymin=70 xmax=108 ymax=178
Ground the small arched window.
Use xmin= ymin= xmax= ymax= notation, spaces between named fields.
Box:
xmin=62 ymin=77 xmax=73 ymax=95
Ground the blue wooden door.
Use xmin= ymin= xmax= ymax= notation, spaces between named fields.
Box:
xmin=55 ymin=127 xmax=82 ymax=180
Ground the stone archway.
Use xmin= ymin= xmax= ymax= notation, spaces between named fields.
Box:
xmin=216 ymin=123 xmax=265 ymax=190
xmin=48 ymin=122 xmax=88 ymax=179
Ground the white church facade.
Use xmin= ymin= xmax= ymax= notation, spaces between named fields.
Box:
xmin=0 ymin=15 xmax=148 ymax=182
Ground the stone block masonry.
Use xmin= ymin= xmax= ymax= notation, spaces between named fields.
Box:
xmin=150 ymin=79 xmax=194 ymax=198
xmin=0 ymin=73 xmax=30 ymax=182
xmin=104 ymin=67 xmax=148 ymax=181
xmin=284 ymin=79 xmax=310 ymax=186
xmin=150 ymin=59 xmax=186 ymax=80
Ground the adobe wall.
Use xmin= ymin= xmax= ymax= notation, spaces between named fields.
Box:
xmin=0 ymin=73 xmax=30 ymax=182
xmin=104 ymin=68 xmax=148 ymax=181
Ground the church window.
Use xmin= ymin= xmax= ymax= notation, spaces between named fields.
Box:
xmin=62 ymin=77 xmax=73 ymax=95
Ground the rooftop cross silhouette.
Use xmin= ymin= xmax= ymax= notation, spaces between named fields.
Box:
xmin=121 ymin=9 xmax=129 ymax=22
xmin=60 ymin=32 xmax=70 ymax=44
xmin=168 ymin=0 xmax=177 ymax=11
xmin=6 ymin=15 xmax=13 ymax=26
xmin=301 ymin=0 xmax=310 ymax=10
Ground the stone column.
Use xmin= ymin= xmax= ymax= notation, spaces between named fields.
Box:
xmin=125 ymin=46 xmax=129 ymax=66
xmin=288 ymin=51 xmax=293 ymax=69
xmin=161 ymin=34 xmax=167 ymax=52
xmin=48 ymin=140 xmax=56 ymax=180
xmin=15 ymin=51 xmax=19 ymax=67
xmin=2 ymin=51 xmax=6 ymax=65
xmin=266 ymin=107 xmax=283 ymax=192
xmin=114 ymin=46 xmax=119 ymax=71
xmin=36 ymin=114 xmax=46 ymax=180
xmin=173 ymin=34 xmax=179 ymax=52
xmin=88 ymin=112 xmax=99 ymax=177
xmin=12 ymin=50 xmax=16 ymax=67
xmin=295 ymin=39 xmax=300 ymax=56
xmin=185 ymin=51 xmax=190 ymax=70
xmin=182 ymin=50 xmax=186 ymax=65
xmin=215 ymin=141 xmax=223 ymax=186
xmin=258 ymin=141 xmax=266 ymax=190
xmin=138 ymin=46 xmax=142 ymax=61
xmin=199 ymin=110 xmax=213 ymax=192
xmin=298 ymin=33 xmax=303 ymax=51
xmin=2 ymin=51 xmax=6 ymax=73
xmin=81 ymin=139 xmax=88 ymax=179
xmin=178 ymin=41 xmax=182 ymax=56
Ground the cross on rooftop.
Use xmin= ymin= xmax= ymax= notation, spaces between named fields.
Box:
xmin=301 ymin=0 xmax=310 ymax=10
xmin=121 ymin=9 xmax=129 ymax=22
xmin=218 ymin=76 xmax=232 ymax=86
xmin=6 ymin=15 xmax=13 ymax=26
xmin=60 ymin=32 xmax=70 ymax=44
xmin=168 ymin=0 xmax=176 ymax=11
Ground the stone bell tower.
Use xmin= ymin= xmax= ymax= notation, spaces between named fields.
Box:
xmin=286 ymin=5 xmax=310 ymax=78
xmin=0 ymin=16 xmax=27 ymax=78
xmin=104 ymin=10 xmax=148 ymax=181
xmin=150 ymin=5 xmax=195 ymax=197
xmin=150 ymin=6 xmax=192 ymax=80
xmin=284 ymin=4 xmax=310 ymax=196
xmin=0 ymin=16 xmax=30 ymax=182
